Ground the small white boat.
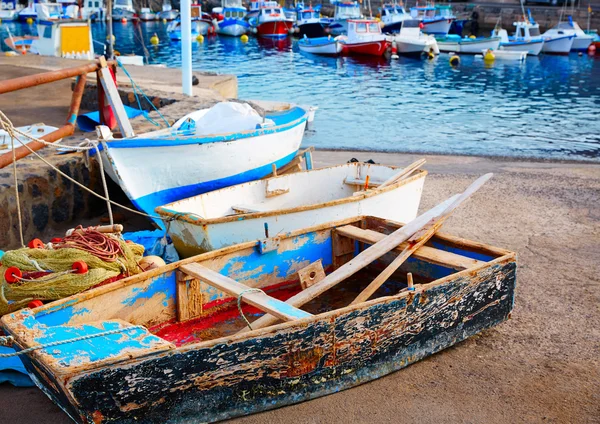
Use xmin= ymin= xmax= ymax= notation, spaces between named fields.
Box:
xmin=390 ymin=19 xmax=438 ymax=55
xmin=157 ymin=0 xmax=178 ymax=20
xmin=482 ymin=48 xmax=527 ymax=61
xmin=298 ymin=35 xmax=343 ymax=55
xmin=380 ymin=2 xmax=410 ymax=34
xmin=493 ymin=21 xmax=544 ymax=56
xmin=97 ymin=102 xmax=310 ymax=228
xmin=544 ymin=17 xmax=592 ymax=52
xmin=139 ymin=7 xmax=157 ymax=21
xmin=156 ymin=161 xmax=427 ymax=256
xmin=213 ymin=0 xmax=248 ymax=37
xmin=409 ymin=4 xmax=454 ymax=36
xmin=0 ymin=123 xmax=60 ymax=155
xmin=328 ymin=0 xmax=363 ymax=36
xmin=0 ymin=0 xmax=21 ymax=20
xmin=436 ymin=34 xmax=500 ymax=54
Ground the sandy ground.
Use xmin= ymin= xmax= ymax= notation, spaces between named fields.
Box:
xmin=0 ymin=150 xmax=598 ymax=423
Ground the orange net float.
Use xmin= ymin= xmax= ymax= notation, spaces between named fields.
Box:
xmin=27 ymin=238 xmax=44 ymax=249
xmin=27 ymin=300 xmax=44 ymax=308
xmin=72 ymin=261 xmax=89 ymax=274
xmin=4 ymin=267 xmax=22 ymax=284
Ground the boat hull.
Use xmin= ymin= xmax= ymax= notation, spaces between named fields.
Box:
xmin=382 ymin=20 xmax=403 ymax=34
xmin=2 ymin=217 xmax=517 ymax=424
xmin=571 ymin=35 xmax=593 ymax=51
xmin=342 ymin=40 xmax=388 ymax=56
xmin=158 ymin=165 xmax=426 ymax=256
xmin=542 ymin=35 xmax=574 ymax=54
xmin=499 ymin=39 xmax=544 ymax=56
xmin=98 ymin=108 xmax=308 ymax=227
xmin=438 ymin=37 xmax=500 ymax=54
xmin=298 ymin=37 xmax=342 ymax=55
xmin=257 ymin=20 xmax=291 ymax=38
xmin=422 ymin=18 xmax=452 ymax=35
xmin=216 ymin=19 xmax=248 ymax=36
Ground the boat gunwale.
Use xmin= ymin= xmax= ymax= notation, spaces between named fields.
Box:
xmin=102 ymin=107 xmax=308 ymax=149
xmin=2 ymin=216 xmax=516 ymax=377
xmin=155 ymin=165 xmax=427 ymax=225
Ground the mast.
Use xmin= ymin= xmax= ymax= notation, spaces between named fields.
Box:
xmin=106 ymin=0 xmax=113 ymax=59
xmin=181 ymin=0 xmax=193 ymax=96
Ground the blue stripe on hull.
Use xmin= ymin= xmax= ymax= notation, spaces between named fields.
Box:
xmin=135 ymin=150 xmax=299 ymax=228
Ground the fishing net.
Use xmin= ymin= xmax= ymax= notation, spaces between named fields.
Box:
xmin=0 ymin=230 xmax=145 ymax=316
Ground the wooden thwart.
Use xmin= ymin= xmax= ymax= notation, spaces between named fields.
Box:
xmin=378 ymin=158 xmax=426 ymax=189
xmin=179 ymin=263 xmax=312 ymax=322
xmin=334 ymin=226 xmax=485 ymax=271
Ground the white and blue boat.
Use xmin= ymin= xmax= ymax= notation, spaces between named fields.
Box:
xmin=328 ymin=0 xmax=362 ymax=36
xmin=0 ymin=0 xmax=21 ymax=20
xmin=96 ymin=102 xmax=310 ymax=227
xmin=214 ymin=0 xmax=249 ymax=37
xmin=380 ymin=3 xmax=410 ymax=34
xmin=543 ymin=16 xmax=592 ymax=52
xmin=492 ymin=20 xmax=544 ymax=56
xmin=298 ymin=34 xmax=343 ymax=55
xmin=295 ymin=3 xmax=328 ymax=38
xmin=410 ymin=4 xmax=454 ymax=36
xmin=18 ymin=0 xmax=39 ymax=21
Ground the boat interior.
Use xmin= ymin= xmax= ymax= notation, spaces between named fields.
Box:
xmin=159 ymin=163 xmax=426 ymax=220
xmin=16 ymin=216 xmax=511 ymax=367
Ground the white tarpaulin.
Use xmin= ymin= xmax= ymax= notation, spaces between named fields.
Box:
xmin=173 ymin=102 xmax=275 ymax=136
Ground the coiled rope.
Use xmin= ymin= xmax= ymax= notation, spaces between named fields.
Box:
xmin=53 ymin=226 xmax=124 ymax=262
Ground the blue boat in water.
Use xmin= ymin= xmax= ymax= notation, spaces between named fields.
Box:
xmin=213 ymin=0 xmax=249 ymax=37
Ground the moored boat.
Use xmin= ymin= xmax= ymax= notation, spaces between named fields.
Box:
xmin=156 ymin=160 xmax=427 ymax=256
xmin=483 ymin=48 xmax=527 ymax=61
xmin=436 ymin=34 xmax=500 ymax=54
xmin=298 ymin=34 xmax=343 ymax=55
xmin=328 ymin=0 xmax=362 ymax=36
xmin=380 ymin=2 xmax=410 ymax=34
xmin=95 ymin=102 xmax=310 ymax=227
xmin=139 ymin=6 xmax=156 ymax=20
xmin=1 ymin=177 xmax=517 ymax=424
xmin=340 ymin=19 xmax=389 ymax=56
xmin=213 ymin=0 xmax=248 ymax=36
xmin=0 ymin=0 xmax=21 ymax=20
xmin=250 ymin=1 xmax=293 ymax=38
xmin=410 ymin=4 xmax=454 ymax=36
xmin=543 ymin=16 xmax=592 ymax=52
xmin=390 ymin=18 xmax=438 ymax=55
xmin=492 ymin=21 xmax=544 ymax=56
xmin=156 ymin=0 xmax=178 ymax=20
xmin=295 ymin=3 xmax=326 ymax=38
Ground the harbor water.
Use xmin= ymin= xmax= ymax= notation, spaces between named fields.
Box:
xmin=2 ymin=21 xmax=600 ymax=162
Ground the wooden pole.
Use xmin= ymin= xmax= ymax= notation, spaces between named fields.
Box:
xmin=378 ymin=158 xmax=426 ymax=189
xmin=350 ymin=172 xmax=493 ymax=305
xmin=236 ymin=193 xmax=461 ymax=335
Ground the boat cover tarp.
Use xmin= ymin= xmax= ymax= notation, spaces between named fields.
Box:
xmin=173 ymin=102 xmax=276 ymax=136
xmin=77 ymin=106 xmax=145 ymax=132
xmin=123 ymin=230 xmax=180 ymax=264
xmin=0 ymin=347 xmax=33 ymax=387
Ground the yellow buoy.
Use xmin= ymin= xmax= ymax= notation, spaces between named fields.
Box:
xmin=150 ymin=33 xmax=159 ymax=45
xmin=162 ymin=18 xmax=167 ymax=23
xmin=469 ymin=35 xmax=476 ymax=39
xmin=240 ymin=34 xmax=249 ymax=43
xmin=0 ymin=18 xmax=3 ymax=24
xmin=5 ymin=51 xmax=18 ymax=57
xmin=196 ymin=34 xmax=204 ymax=43
xmin=483 ymin=49 xmax=495 ymax=62
xmin=26 ymin=17 xmax=33 ymax=24
xmin=106 ymin=34 xmax=116 ymax=43
xmin=449 ymin=54 xmax=460 ymax=66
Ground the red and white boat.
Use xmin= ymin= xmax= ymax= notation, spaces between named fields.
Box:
xmin=249 ymin=1 xmax=293 ymax=38
xmin=339 ymin=19 xmax=389 ymax=56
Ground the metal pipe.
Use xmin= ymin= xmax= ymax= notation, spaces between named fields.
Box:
xmin=0 ymin=60 xmax=109 ymax=95
xmin=180 ymin=0 xmax=193 ymax=96
xmin=0 ymin=73 xmax=88 ymax=169
xmin=106 ymin=0 xmax=114 ymax=59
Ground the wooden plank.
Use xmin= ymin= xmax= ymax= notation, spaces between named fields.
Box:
xmin=332 ymin=229 xmax=355 ymax=270
xmin=98 ymin=57 xmax=135 ymax=138
xmin=237 ymin=173 xmax=493 ymax=334
xmin=176 ymin=271 xmax=203 ymax=322
xmin=379 ymin=159 xmax=426 ymax=188
xmin=343 ymin=177 xmax=383 ymax=187
xmin=180 ymin=263 xmax=312 ymax=322
xmin=335 ymin=226 xmax=486 ymax=271
xmin=232 ymin=204 xmax=265 ymax=214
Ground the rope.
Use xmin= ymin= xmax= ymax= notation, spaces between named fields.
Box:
xmin=237 ymin=288 xmax=266 ymax=330
xmin=53 ymin=226 xmax=124 ymax=262
xmin=116 ymin=61 xmax=170 ymax=128
xmin=10 ymin=130 xmax=24 ymax=247
xmin=0 ymin=325 xmax=146 ymax=358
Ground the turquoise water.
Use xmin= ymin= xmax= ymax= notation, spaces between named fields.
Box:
xmin=3 ymin=21 xmax=600 ymax=161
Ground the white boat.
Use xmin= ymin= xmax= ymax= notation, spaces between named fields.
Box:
xmin=298 ymin=35 xmax=343 ymax=55
xmin=482 ymin=48 xmax=527 ymax=61
xmin=157 ymin=0 xmax=178 ymax=20
xmin=81 ymin=0 xmax=106 ymax=20
xmin=544 ymin=17 xmax=592 ymax=52
xmin=493 ymin=21 xmax=544 ymax=56
xmin=409 ymin=5 xmax=453 ymax=36
xmin=139 ymin=7 xmax=157 ymax=21
xmin=390 ymin=19 xmax=438 ymax=55
xmin=96 ymin=102 xmax=310 ymax=228
xmin=295 ymin=3 xmax=327 ymax=38
xmin=436 ymin=34 xmax=500 ymax=54
xmin=328 ymin=0 xmax=362 ymax=36
xmin=156 ymin=161 xmax=427 ymax=256
xmin=214 ymin=0 xmax=248 ymax=36
xmin=0 ymin=0 xmax=21 ymax=20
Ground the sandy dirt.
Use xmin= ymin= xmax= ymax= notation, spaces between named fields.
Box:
xmin=0 ymin=151 xmax=599 ymax=423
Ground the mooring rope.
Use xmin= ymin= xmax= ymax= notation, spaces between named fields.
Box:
xmin=237 ymin=288 xmax=266 ymax=330
xmin=0 ymin=325 xmax=146 ymax=358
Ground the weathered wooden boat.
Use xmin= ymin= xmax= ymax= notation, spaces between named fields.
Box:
xmin=156 ymin=160 xmax=427 ymax=256
xmin=95 ymin=102 xmax=309 ymax=227
xmin=1 ymin=175 xmax=517 ymax=424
